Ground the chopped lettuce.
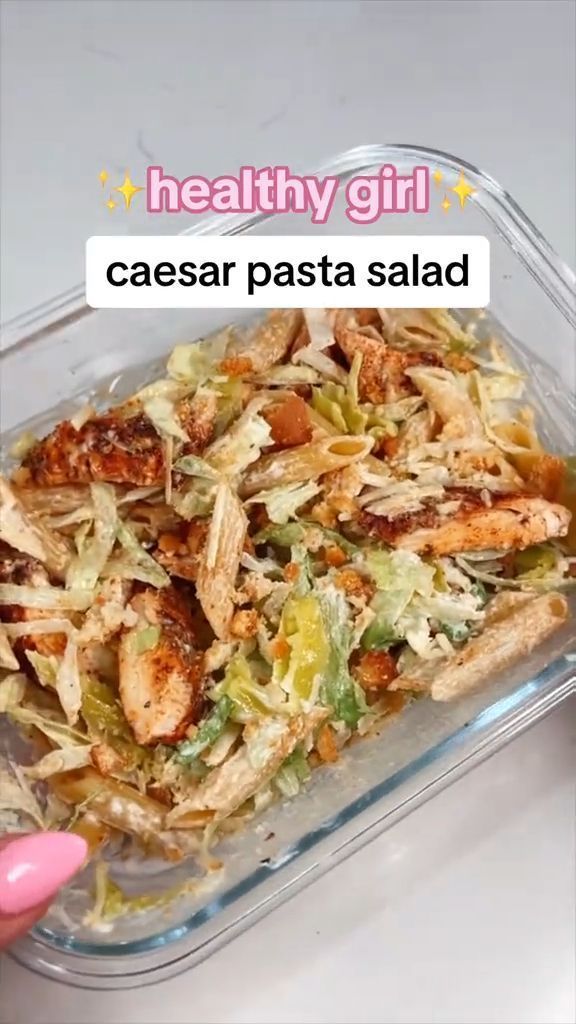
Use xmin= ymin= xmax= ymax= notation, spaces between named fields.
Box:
xmin=246 ymin=481 xmax=321 ymax=525
xmin=0 ymin=672 xmax=27 ymax=712
xmin=274 ymin=744 xmax=311 ymax=798
xmin=167 ymin=329 xmax=232 ymax=386
xmin=440 ymin=621 xmax=471 ymax=644
xmin=0 ymin=583 xmax=93 ymax=611
xmin=255 ymin=520 xmax=359 ymax=557
xmin=55 ymin=637 xmax=82 ymax=725
xmin=9 ymin=703 xmax=90 ymax=748
xmin=206 ymin=405 xmax=271 ymax=477
xmin=25 ymin=745 xmax=93 ymax=780
xmin=25 ymin=649 xmax=59 ymax=688
xmin=114 ymin=522 xmax=170 ymax=588
xmin=362 ymin=549 xmax=484 ymax=658
xmin=142 ymin=394 xmax=189 ymax=443
xmin=213 ymin=655 xmax=282 ymax=722
xmin=320 ymin=585 xmax=368 ymax=727
xmin=514 ymin=544 xmax=558 ymax=580
xmin=133 ymin=625 xmax=161 ymax=654
xmin=65 ymin=483 xmax=118 ymax=591
xmin=176 ymin=696 xmax=233 ymax=764
xmin=0 ymin=757 xmax=46 ymax=831
xmin=174 ymin=454 xmax=220 ymax=480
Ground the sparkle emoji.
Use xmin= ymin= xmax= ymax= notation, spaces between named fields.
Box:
xmin=114 ymin=172 xmax=144 ymax=210
xmin=105 ymin=194 xmax=117 ymax=211
xmin=451 ymin=170 xmax=476 ymax=209
xmin=99 ymin=169 xmax=109 ymax=188
xmin=433 ymin=169 xmax=443 ymax=186
xmin=441 ymin=194 xmax=451 ymax=212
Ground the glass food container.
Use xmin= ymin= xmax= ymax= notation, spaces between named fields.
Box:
xmin=1 ymin=145 xmax=574 ymax=989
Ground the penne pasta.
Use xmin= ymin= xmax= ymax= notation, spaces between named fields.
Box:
xmin=240 ymin=434 xmax=374 ymax=497
xmin=195 ymin=481 xmax=248 ymax=639
xmin=405 ymin=366 xmax=483 ymax=439
xmin=235 ymin=309 xmax=302 ymax=373
xmin=167 ymin=708 xmax=329 ymax=823
xmin=390 ymin=591 xmax=568 ymax=701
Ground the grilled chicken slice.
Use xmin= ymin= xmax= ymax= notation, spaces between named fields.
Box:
xmin=333 ymin=317 xmax=441 ymax=404
xmin=119 ymin=585 xmax=204 ymax=746
xmin=23 ymin=413 xmax=166 ymax=487
xmin=360 ymin=492 xmax=571 ymax=557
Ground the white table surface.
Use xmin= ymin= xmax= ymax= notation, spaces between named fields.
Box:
xmin=0 ymin=2 xmax=574 ymax=1022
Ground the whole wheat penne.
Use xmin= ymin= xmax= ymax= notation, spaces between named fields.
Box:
xmin=405 ymin=366 xmax=483 ymax=439
xmin=167 ymin=708 xmax=329 ymax=824
xmin=51 ymin=767 xmax=199 ymax=859
xmin=240 ymin=434 xmax=374 ymax=497
xmin=236 ymin=309 xmax=302 ymax=372
xmin=195 ymin=481 xmax=247 ymax=639
xmin=390 ymin=591 xmax=568 ymax=701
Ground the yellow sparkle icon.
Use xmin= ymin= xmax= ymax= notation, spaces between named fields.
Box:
xmin=433 ymin=169 xmax=443 ymax=186
xmin=105 ymin=195 xmax=117 ymax=211
xmin=114 ymin=172 xmax=144 ymax=210
xmin=441 ymin=194 xmax=451 ymax=212
xmin=99 ymin=169 xmax=108 ymax=187
xmin=451 ymin=170 xmax=476 ymax=209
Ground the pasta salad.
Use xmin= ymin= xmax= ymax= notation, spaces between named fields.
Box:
xmin=0 ymin=307 xmax=573 ymax=922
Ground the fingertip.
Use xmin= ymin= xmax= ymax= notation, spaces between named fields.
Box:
xmin=0 ymin=831 xmax=88 ymax=916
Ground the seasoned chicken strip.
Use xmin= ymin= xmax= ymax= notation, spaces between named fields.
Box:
xmin=119 ymin=585 xmax=204 ymax=745
xmin=360 ymin=493 xmax=571 ymax=556
xmin=23 ymin=413 xmax=165 ymax=487
xmin=333 ymin=317 xmax=441 ymax=404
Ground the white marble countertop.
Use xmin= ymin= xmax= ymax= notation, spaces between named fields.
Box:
xmin=0 ymin=2 xmax=574 ymax=1022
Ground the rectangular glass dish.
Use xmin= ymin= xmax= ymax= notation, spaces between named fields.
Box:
xmin=1 ymin=145 xmax=575 ymax=989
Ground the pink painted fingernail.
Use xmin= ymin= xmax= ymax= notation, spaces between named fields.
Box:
xmin=0 ymin=833 xmax=88 ymax=915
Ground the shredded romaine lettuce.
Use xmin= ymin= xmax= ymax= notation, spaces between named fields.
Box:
xmin=65 ymin=483 xmax=118 ymax=591
xmin=255 ymin=520 xmax=359 ymax=557
xmin=274 ymin=744 xmax=311 ymax=798
xmin=133 ymin=625 xmax=161 ymax=654
xmin=0 ymin=583 xmax=93 ymax=611
xmin=174 ymin=454 xmax=220 ymax=480
xmin=246 ymin=481 xmax=321 ymax=525
xmin=213 ymin=655 xmax=282 ymax=722
xmin=320 ymin=584 xmax=368 ymax=727
xmin=206 ymin=404 xmax=272 ymax=477
xmin=25 ymin=650 xmax=59 ymax=688
xmin=114 ymin=522 xmax=170 ymax=588
xmin=142 ymin=393 xmax=189 ymax=443
xmin=0 ymin=672 xmax=27 ymax=712
xmin=55 ymin=637 xmax=82 ymax=725
xmin=167 ymin=329 xmax=232 ymax=386
xmin=25 ymin=745 xmax=93 ymax=780
xmin=362 ymin=549 xmax=483 ymax=657
xmin=176 ymin=696 xmax=233 ymax=764
xmin=0 ymin=757 xmax=46 ymax=831
xmin=0 ymin=623 xmax=18 ymax=671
